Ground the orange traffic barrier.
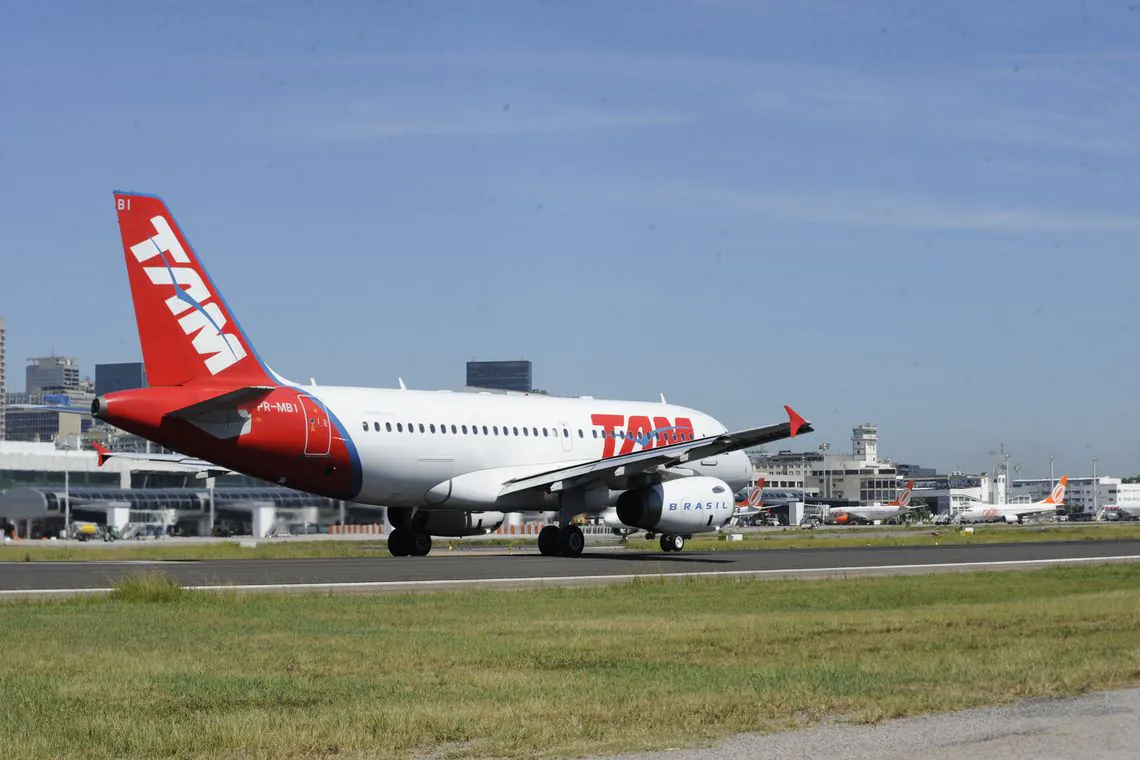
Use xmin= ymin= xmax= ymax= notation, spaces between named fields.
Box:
xmin=329 ymin=524 xmax=384 ymax=535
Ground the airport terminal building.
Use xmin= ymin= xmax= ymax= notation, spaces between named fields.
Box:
xmin=0 ymin=441 xmax=383 ymax=539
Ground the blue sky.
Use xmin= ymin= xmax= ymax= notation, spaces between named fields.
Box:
xmin=2 ymin=1 xmax=1138 ymax=478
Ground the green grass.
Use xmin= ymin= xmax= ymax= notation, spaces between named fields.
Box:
xmin=5 ymin=522 xmax=1139 ymax=562
xmin=2 ymin=564 xmax=1140 ymax=759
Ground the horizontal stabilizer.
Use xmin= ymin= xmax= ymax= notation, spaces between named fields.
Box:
xmin=91 ymin=441 xmax=230 ymax=475
xmin=163 ymin=386 xmax=275 ymax=420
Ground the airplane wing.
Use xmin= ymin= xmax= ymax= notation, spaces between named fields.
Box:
xmin=498 ymin=405 xmax=811 ymax=498
xmin=91 ymin=443 xmax=233 ymax=477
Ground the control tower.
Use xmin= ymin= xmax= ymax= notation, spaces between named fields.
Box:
xmin=852 ymin=423 xmax=878 ymax=463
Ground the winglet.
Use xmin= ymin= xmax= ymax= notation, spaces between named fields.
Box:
xmin=92 ymin=442 xmax=112 ymax=468
xmin=784 ymin=405 xmax=807 ymax=437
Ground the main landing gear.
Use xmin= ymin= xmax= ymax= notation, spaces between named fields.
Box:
xmin=387 ymin=527 xmax=432 ymax=557
xmin=659 ymin=534 xmax=685 ymax=552
xmin=537 ymin=524 xmax=584 ymax=558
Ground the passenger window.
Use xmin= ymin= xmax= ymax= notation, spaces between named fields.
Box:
xmin=523 ymin=427 xmax=529 ymax=436
xmin=386 ymin=422 xmax=392 ymax=432
xmin=418 ymin=423 xmax=425 ymax=433
xmin=563 ymin=428 xmax=569 ymax=437
xmin=592 ymin=430 xmax=598 ymax=439
xmin=532 ymin=427 xmax=538 ymax=437
xmin=430 ymin=424 xmax=436 ymax=433
xmin=361 ymin=421 xmax=368 ymax=431
xmin=512 ymin=426 xmax=518 ymax=436
xmin=482 ymin=425 xmax=489 ymax=435
xmin=374 ymin=422 xmax=380 ymax=432
xmin=462 ymin=425 xmax=468 ymax=434
xmin=493 ymin=426 xmax=499 ymax=435
xmin=451 ymin=424 xmax=457 ymax=434
xmin=397 ymin=423 xmax=403 ymax=433
xmin=543 ymin=428 xmax=548 ymax=437
xmin=578 ymin=429 xmax=583 ymax=438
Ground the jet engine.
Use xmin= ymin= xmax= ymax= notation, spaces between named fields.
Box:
xmin=387 ymin=507 xmax=506 ymax=537
xmin=615 ymin=476 xmax=735 ymax=535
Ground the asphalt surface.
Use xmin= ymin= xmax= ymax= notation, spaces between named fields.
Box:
xmin=597 ymin=687 xmax=1140 ymax=760
xmin=1 ymin=539 xmax=1138 ymax=595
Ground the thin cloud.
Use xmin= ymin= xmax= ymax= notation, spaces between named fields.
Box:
xmin=286 ymin=97 xmax=689 ymax=141
xmin=532 ymin=179 xmax=1140 ymax=233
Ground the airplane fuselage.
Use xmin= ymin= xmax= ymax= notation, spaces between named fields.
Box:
xmin=98 ymin=384 xmax=753 ymax=511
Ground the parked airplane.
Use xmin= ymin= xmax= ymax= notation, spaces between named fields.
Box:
xmin=732 ymin=479 xmax=773 ymax=524
xmin=77 ymin=192 xmax=813 ymax=557
xmin=827 ymin=480 xmax=916 ymax=525
xmin=954 ymin=477 xmax=1068 ymax=524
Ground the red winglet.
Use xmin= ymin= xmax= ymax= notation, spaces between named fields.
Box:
xmin=784 ymin=405 xmax=806 ymax=437
xmin=92 ymin=442 xmax=111 ymax=468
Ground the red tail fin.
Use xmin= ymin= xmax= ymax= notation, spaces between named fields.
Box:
xmin=114 ymin=192 xmax=273 ymax=388
xmin=1042 ymin=476 xmax=1068 ymax=505
xmin=889 ymin=480 xmax=916 ymax=507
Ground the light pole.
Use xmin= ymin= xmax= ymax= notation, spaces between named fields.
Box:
xmin=1092 ymin=457 xmax=1098 ymax=515
xmin=63 ymin=448 xmax=71 ymax=540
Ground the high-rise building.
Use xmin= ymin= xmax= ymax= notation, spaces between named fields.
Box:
xmin=96 ymin=362 xmax=147 ymax=396
xmin=466 ymin=360 xmax=532 ymax=392
xmin=0 ymin=316 xmax=6 ymax=441
xmin=7 ymin=354 xmax=92 ymax=443
xmin=26 ymin=355 xmax=80 ymax=392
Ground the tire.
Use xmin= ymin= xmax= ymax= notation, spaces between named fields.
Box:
xmin=388 ymin=528 xmax=409 ymax=557
xmin=408 ymin=531 xmax=432 ymax=557
xmin=659 ymin=534 xmax=675 ymax=552
xmin=560 ymin=525 xmax=585 ymax=557
xmin=670 ymin=534 xmax=685 ymax=552
xmin=537 ymin=525 xmax=561 ymax=557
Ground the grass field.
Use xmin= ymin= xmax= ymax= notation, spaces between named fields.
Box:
xmin=2 ymin=564 xmax=1140 ymax=759
xmin=4 ymin=521 xmax=1140 ymax=562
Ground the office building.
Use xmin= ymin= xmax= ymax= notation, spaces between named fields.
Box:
xmin=466 ymin=360 xmax=532 ymax=392
xmin=0 ymin=316 xmax=6 ymax=441
xmin=26 ymin=355 xmax=80 ymax=392
xmin=96 ymin=362 xmax=147 ymax=396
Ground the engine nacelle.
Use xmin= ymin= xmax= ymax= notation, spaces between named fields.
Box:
xmin=388 ymin=507 xmax=506 ymax=537
xmin=615 ymin=476 xmax=735 ymax=535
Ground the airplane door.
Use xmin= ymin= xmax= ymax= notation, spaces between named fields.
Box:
xmin=559 ymin=421 xmax=573 ymax=452
xmin=299 ymin=395 xmax=332 ymax=457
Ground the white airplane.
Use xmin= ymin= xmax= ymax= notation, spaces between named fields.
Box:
xmin=82 ymin=192 xmax=814 ymax=557
xmin=955 ymin=477 xmax=1068 ymax=524
xmin=827 ymin=480 xmax=916 ymax=525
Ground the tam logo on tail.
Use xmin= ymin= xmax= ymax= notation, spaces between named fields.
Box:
xmin=115 ymin=193 xmax=272 ymax=388
xmin=128 ymin=213 xmax=247 ymax=376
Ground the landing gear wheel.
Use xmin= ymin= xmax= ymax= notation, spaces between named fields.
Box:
xmin=408 ymin=530 xmax=433 ymax=557
xmin=537 ymin=525 xmax=561 ymax=557
xmin=560 ymin=525 xmax=585 ymax=558
xmin=388 ymin=528 xmax=409 ymax=557
xmin=660 ymin=534 xmax=684 ymax=552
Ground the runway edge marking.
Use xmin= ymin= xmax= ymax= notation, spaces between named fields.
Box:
xmin=2 ymin=553 xmax=1139 ymax=597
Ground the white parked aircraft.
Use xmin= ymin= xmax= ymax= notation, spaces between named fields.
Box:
xmin=955 ymin=477 xmax=1068 ymax=524
xmin=82 ymin=192 xmax=814 ymax=558
xmin=827 ymin=480 xmax=917 ymax=525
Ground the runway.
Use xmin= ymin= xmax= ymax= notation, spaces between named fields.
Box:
xmin=2 ymin=539 xmax=1139 ymax=597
